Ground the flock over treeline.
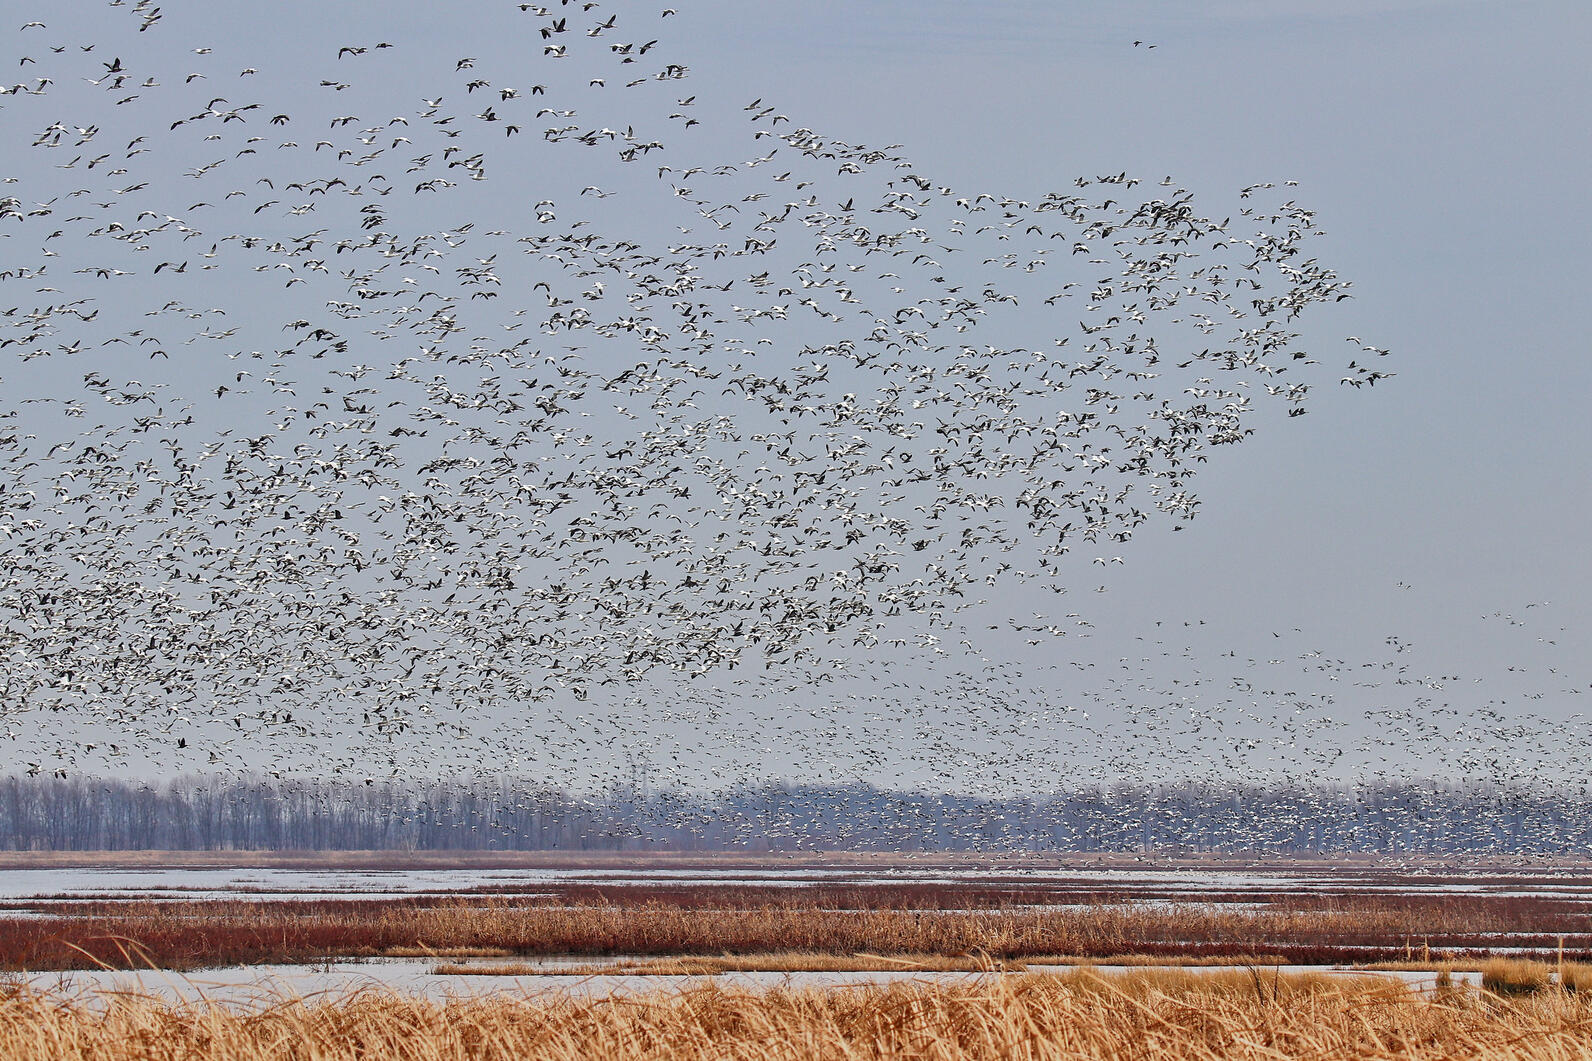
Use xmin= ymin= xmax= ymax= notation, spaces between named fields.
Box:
xmin=0 ymin=775 xmax=1581 ymax=854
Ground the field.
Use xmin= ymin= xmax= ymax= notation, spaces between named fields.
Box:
xmin=7 ymin=854 xmax=1592 ymax=1058
xmin=8 ymin=968 xmax=1592 ymax=1060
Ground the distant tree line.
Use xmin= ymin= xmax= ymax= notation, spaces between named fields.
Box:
xmin=0 ymin=775 xmax=1585 ymax=853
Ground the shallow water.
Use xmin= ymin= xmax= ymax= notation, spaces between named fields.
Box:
xmin=19 ymin=957 xmax=1481 ymax=1007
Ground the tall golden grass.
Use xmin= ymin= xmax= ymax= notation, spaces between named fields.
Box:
xmin=1482 ymin=958 xmax=1554 ymax=995
xmin=5 ymin=970 xmax=1592 ymax=1060
xmin=1563 ymin=963 xmax=1592 ymax=993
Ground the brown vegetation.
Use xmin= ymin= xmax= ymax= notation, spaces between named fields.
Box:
xmin=1563 ymin=962 xmax=1592 ymax=993
xmin=5 ymin=892 xmax=1591 ymax=972
xmin=7 ymin=970 xmax=1592 ymax=1059
xmin=1482 ymin=958 xmax=1555 ymax=995
xmin=433 ymin=952 xmax=1027 ymax=977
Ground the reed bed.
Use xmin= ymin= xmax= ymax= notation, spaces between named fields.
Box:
xmin=6 ymin=896 xmax=1589 ymax=971
xmin=433 ymin=952 xmax=1027 ymax=976
xmin=6 ymin=970 xmax=1592 ymax=1059
xmin=1563 ymin=963 xmax=1592 ymax=993
xmin=1482 ymin=958 xmax=1555 ymax=995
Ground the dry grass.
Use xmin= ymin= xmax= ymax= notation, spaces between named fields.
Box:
xmin=1560 ymin=955 xmax=1592 ymax=994
xmin=8 ymin=894 xmax=1589 ymax=972
xmin=1562 ymin=962 xmax=1592 ymax=993
xmin=1357 ymin=959 xmax=1482 ymax=972
xmin=1024 ymin=952 xmax=1293 ymax=967
xmin=1482 ymin=958 xmax=1555 ymax=995
xmin=0 ymin=900 xmax=1332 ymax=970
xmin=385 ymin=946 xmax=516 ymax=959
xmin=7 ymin=970 xmax=1592 ymax=1059
xmin=433 ymin=952 xmax=1027 ymax=977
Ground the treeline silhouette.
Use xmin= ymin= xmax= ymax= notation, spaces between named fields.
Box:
xmin=0 ymin=775 xmax=1583 ymax=853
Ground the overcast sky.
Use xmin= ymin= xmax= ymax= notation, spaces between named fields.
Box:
xmin=3 ymin=0 xmax=1589 ymax=794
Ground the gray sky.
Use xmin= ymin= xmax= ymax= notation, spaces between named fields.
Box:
xmin=2 ymin=0 xmax=1589 ymax=794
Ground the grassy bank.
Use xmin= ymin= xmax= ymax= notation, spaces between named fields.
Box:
xmin=4 ymin=970 xmax=1592 ymax=1060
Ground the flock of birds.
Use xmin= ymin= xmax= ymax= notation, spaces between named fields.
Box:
xmin=0 ymin=0 xmax=1431 ymax=789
